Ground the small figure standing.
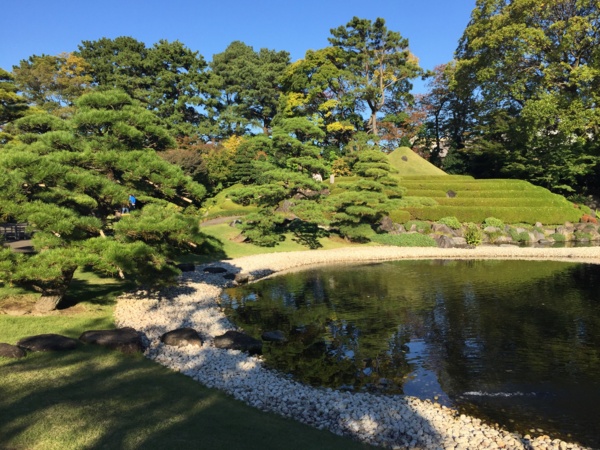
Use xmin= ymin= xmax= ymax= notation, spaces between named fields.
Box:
xmin=128 ymin=194 xmax=137 ymax=210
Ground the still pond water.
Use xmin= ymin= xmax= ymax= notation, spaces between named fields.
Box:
xmin=220 ymin=260 xmax=600 ymax=448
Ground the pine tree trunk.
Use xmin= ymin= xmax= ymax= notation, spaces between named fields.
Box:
xmin=34 ymin=267 xmax=76 ymax=312
xmin=35 ymin=294 xmax=64 ymax=312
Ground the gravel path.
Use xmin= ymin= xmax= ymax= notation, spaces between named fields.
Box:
xmin=115 ymin=246 xmax=599 ymax=450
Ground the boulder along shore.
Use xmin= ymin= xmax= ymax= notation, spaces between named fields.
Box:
xmin=115 ymin=246 xmax=600 ymax=450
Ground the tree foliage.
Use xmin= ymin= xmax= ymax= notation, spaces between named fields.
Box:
xmin=77 ymin=37 xmax=210 ymax=137
xmin=12 ymin=53 xmax=92 ymax=117
xmin=328 ymin=17 xmax=423 ymax=137
xmin=0 ymin=90 xmax=207 ymax=309
xmin=451 ymin=0 xmax=600 ymax=195
xmin=209 ymin=41 xmax=290 ymax=136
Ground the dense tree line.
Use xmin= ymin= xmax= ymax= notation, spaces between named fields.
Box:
xmin=418 ymin=0 xmax=600 ymax=197
xmin=1 ymin=9 xmax=599 ymax=304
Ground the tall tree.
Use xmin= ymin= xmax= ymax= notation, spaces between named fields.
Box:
xmin=328 ymin=17 xmax=423 ymax=137
xmin=11 ymin=53 xmax=92 ymax=116
xmin=209 ymin=41 xmax=290 ymax=136
xmin=454 ymin=0 xmax=600 ymax=195
xmin=0 ymin=68 xmax=29 ymax=142
xmin=0 ymin=90 xmax=207 ymax=311
xmin=278 ymin=47 xmax=357 ymax=152
xmin=77 ymin=37 xmax=210 ymax=137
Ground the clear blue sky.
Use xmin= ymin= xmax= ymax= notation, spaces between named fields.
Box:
xmin=1 ymin=0 xmax=475 ymax=93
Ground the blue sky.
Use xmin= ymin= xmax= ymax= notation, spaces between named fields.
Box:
xmin=1 ymin=0 xmax=475 ymax=93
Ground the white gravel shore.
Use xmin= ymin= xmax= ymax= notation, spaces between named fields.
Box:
xmin=115 ymin=246 xmax=599 ymax=450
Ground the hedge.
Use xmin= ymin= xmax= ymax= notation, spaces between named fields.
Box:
xmin=404 ymin=205 xmax=583 ymax=225
xmin=432 ymin=197 xmax=569 ymax=207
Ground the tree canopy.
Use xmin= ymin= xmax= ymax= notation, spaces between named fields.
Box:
xmin=0 ymin=90 xmax=207 ymax=310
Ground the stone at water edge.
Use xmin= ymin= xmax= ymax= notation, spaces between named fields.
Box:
xmin=79 ymin=327 xmax=145 ymax=353
xmin=213 ymin=330 xmax=263 ymax=355
xmin=17 ymin=334 xmax=78 ymax=352
xmin=160 ymin=328 xmax=203 ymax=347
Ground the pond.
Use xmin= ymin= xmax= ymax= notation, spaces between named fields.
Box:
xmin=220 ymin=260 xmax=600 ymax=448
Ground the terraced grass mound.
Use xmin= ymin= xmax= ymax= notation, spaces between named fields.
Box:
xmin=394 ymin=176 xmax=583 ymax=225
xmin=387 ymin=147 xmax=447 ymax=176
xmin=202 ymin=184 xmax=258 ymax=221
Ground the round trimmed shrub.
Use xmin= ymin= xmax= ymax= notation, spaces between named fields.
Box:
xmin=437 ymin=216 xmax=462 ymax=230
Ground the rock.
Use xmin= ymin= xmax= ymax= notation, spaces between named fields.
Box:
xmin=401 ymin=155 xmax=408 ymax=161
xmin=176 ymin=263 xmax=195 ymax=272
xmin=234 ymin=272 xmax=251 ymax=285
xmin=378 ymin=216 xmax=395 ymax=233
xmin=446 ymin=190 xmax=457 ymax=198
xmin=435 ymin=235 xmax=455 ymax=248
xmin=262 ymin=330 xmax=286 ymax=342
xmin=230 ymin=233 xmax=248 ymax=243
xmin=483 ymin=226 xmax=501 ymax=234
xmin=213 ymin=330 xmax=263 ymax=355
xmin=160 ymin=328 xmax=203 ymax=347
xmin=451 ymin=237 xmax=467 ymax=247
xmin=203 ymin=266 xmax=228 ymax=274
xmin=432 ymin=223 xmax=454 ymax=235
xmin=79 ymin=327 xmax=145 ymax=353
xmin=0 ymin=342 xmax=27 ymax=358
xmin=17 ymin=334 xmax=78 ymax=352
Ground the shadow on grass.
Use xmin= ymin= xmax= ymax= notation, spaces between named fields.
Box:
xmin=0 ymin=346 xmax=374 ymax=450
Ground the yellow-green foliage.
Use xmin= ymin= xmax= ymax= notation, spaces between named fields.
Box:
xmin=387 ymin=147 xmax=447 ymax=176
xmin=388 ymin=210 xmax=411 ymax=223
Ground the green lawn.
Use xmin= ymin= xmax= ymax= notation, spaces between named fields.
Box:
xmin=0 ymin=346 xmax=373 ymax=450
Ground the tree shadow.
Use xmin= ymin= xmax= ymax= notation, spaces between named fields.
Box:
xmin=0 ymin=346 xmax=373 ymax=449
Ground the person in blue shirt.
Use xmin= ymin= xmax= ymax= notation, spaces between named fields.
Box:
xmin=128 ymin=194 xmax=137 ymax=209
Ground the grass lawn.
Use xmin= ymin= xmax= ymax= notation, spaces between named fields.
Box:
xmin=0 ymin=346 xmax=372 ymax=450
xmin=0 ymin=233 xmax=376 ymax=450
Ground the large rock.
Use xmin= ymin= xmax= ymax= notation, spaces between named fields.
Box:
xmin=79 ymin=327 xmax=145 ymax=354
xmin=160 ymin=328 xmax=203 ymax=348
xmin=213 ymin=330 xmax=262 ymax=355
xmin=0 ymin=342 xmax=26 ymax=358
xmin=17 ymin=334 xmax=78 ymax=352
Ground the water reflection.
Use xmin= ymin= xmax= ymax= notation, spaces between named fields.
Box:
xmin=220 ymin=260 xmax=600 ymax=447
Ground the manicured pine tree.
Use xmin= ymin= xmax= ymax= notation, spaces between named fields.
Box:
xmin=0 ymin=90 xmax=207 ymax=311
xmin=327 ymin=149 xmax=404 ymax=241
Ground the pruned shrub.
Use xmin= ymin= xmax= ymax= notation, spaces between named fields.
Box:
xmin=437 ymin=216 xmax=462 ymax=230
xmin=483 ymin=217 xmax=505 ymax=228
xmin=404 ymin=220 xmax=431 ymax=233
xmin=389 ymin=209 xmax=411 ymax=224
xmin=371 ymin=233 xmax=437 ymax=247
